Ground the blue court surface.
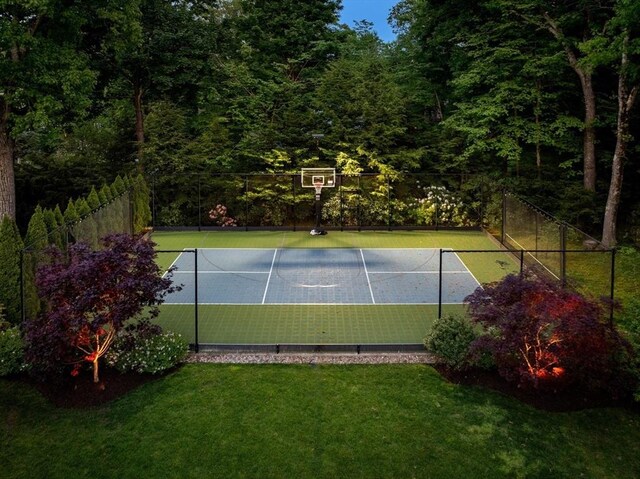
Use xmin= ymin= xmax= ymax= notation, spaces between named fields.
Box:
xmin=163 ymin=248 xmax=481 ymax=305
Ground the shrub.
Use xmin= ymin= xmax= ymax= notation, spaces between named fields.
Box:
xmin=425 ymin=314 xmax=479 ymax=370
xmin=24 ymin=234 xmax=179 ymax=383
xmin=106 ymin=325 xmax=189 ymax=374
xmin=0 ymin=323 xmax=26 ymax=376
xmin=466 ymin=273 xmax=634 ymax=393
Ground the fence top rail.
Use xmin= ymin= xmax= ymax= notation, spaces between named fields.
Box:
xmin=443 ymin=248 xmax=614 ymax=253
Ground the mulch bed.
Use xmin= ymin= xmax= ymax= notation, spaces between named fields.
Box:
xmin=433 ymin=364 xmax=638 ymax=412
xmin=25 ymin=367 xmax=173 ymax=409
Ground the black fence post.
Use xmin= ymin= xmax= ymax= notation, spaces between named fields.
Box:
xmin=519 ymin=249 xmax=524 ymax=276
xmin=339 ymin=174 xmax=344 ymax=231
xmin=194 ymin=248 xmax=199 ymax=353
xmin=151 ymin=174 xmax=156 ymax=229
xmin=197 ymin=174 xmax=202 ymax=232
xmin=560 ymin=223 xmax=567 ymax=287
xmin=292 ymin=174 xmax=296 ymax=232
xmin=501 ymin=190 xmax=507 ymax=245
xmin=610 ymin=248 xmax=616 ymax=328
xmin=387 ymin=175 xmax=392 ymax=231
xmin=357 ymin=175 xmax=361 ymax=232
xmin=438 ymin=248 xmax=443 ymax=319
xmin=244 ymin=176 xmax=249 ymax=232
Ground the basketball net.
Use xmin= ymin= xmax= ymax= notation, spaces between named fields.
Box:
xmin=314 ymin=181 xmax=323 ymax=195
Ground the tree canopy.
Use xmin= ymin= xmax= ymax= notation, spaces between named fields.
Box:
xmin=1 ymin=0 xmax=638 ymax=246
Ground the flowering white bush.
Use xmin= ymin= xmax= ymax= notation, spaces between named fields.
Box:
xmin=0 ymin=326 xmax=26 ymax=376
xmin=409 ymin=185 xmax=471 ymax=226
xmin=106 ymin=331 xmax=189 ymax=374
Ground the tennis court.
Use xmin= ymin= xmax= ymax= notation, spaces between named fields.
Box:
xmin=164 ymin=248 xmax=481 ymax=305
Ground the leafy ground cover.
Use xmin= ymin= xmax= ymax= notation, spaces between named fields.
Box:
xmin=2 ymin=363 xmax=639 ymax=479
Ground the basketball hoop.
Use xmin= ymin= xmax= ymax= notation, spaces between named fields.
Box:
xmin=314 ymin=181 xmax=323 ymax=195
xmin=301 ymin=167 xmax=336 ymax=236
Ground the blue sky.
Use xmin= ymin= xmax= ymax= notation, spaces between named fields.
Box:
xmin=339 ymin=0 xmax=399 ymax=42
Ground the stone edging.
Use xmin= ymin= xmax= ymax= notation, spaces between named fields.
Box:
xmin=186 ymin=352 xmax=437 ymax=365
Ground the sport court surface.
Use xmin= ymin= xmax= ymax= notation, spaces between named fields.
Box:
xmin=153 ymin=231 xmax=518 ymax=345
xmin=165 ymin=248 xmax=480 ymax=305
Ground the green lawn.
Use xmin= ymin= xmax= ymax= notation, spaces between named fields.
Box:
xmin=151 ymin=230 xmax=516 ymax=345
xmin=2 ymin=364 xmax=639 ymax=479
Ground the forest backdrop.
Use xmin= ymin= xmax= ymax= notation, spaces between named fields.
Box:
xmin=1 ymin=0 xmax=639 ymax=246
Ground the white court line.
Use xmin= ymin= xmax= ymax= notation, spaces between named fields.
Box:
xmin=505 ymin=234 xmax=560 ymax=279
xmin=367 ymin=270 xmax=472 ymax=275
xmin=261 ymin=249 xmax=278 ymax=304
xmin=162 ymin=249 xmax=187 ymax=278
xmin=450 ymin=251 xmax=482 ymax=287
xmin=360 ymin=249 xmax=376 ymax=304
xmin=171 ymin=271 xmax=268 ymax=274
xmin=163 ymin=302 xmax=467 ymax=306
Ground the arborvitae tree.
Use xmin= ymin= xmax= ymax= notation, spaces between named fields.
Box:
xmin=25 ymin=206 xmax=48 ymax=250
xmin=113 ymin=175 xmax=126 ymax=195
xmin=97 ymin=187 xmax=108 ymax=205
xmin=133 ymin=174 xmax=152 ymax=232
xmin=0 ymin=216 xmax=25 ymax=324
xmin=63 ymin=199 xmax=81 ymax=225
xmin=75 ymin=198 xmax=91 ymax=218
xmin=53 ymin=205 xmax=68 ymax=249
xmin=87 ymin=187 xmax=101 ymax=211
xmin=101 ymin=184 xmax=114 ymax=203
xmin=24 ymin=206 xmax=49 ymax=320
xmin=42 ymin=208 xmax=63 ymax=250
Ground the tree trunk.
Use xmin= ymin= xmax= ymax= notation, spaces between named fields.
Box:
xmin=580 ymin=74 xmax=597 ymax=192
xmin=134 ymin=79 xmax=145 ymax=170
xmin=601 ymin=42 xmax=637 ymax=248
xmin=93 ymin=357 xmax=100 ymax=383
xmin=541 ymin=13 xmax=597 ymax=191
xmin=0 ymin=98 xmax=16 ymax=220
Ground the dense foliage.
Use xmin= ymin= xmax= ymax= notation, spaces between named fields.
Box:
xmin=24 ymin=234 xmax=178 ymax=382
xmin=106 ymin=321 xmax=189 ymax=374
xmin=0 ymin=0 xmax=637 ymax=246
xmin=466 ymin=274 xmax=635 ymax=394
xmin=424 ymin=314 xmax=482 ymax=370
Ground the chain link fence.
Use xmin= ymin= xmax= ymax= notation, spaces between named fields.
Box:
xmin=150 ymin=172 xmax=487 ymax=230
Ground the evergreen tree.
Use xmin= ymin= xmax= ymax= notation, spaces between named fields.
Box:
xmin=42 ymin=208 xmax=63 ymax=250
xmin=0 ymin=216 xmax=24 ymax=324
xmin=54 ymin=205 xmax=67 ymax=249
xmin=23 ymin=206 xmax=49 ymax=320
xmin=63 ymin=199 xmax=81 ymax=226
xmin=87 ymin=187 xmax=101 ymax=211
xmin=101 ymin=184 xmax=114 ymax=203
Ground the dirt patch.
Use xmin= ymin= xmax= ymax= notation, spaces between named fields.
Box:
xmin=433 ymin=364 xmax=637 ymax=412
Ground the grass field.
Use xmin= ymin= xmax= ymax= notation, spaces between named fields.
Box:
xmin=151 ymin=230 xmax=517 ymax=345
xmin=2 ymin=364 xmax=639 ymax=479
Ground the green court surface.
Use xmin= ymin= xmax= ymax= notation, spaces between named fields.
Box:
xmin=152 ymin=230 xmax=518 ymax=345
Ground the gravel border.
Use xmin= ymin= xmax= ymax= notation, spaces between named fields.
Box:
xmin=186 ymin=352 xmax=437 ymax=365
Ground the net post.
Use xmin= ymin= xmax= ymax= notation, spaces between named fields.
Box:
xmin=438 ymin=248 xmax=443 ymax=319
xmin=194 ymin=248 xmax=199 ymax=353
